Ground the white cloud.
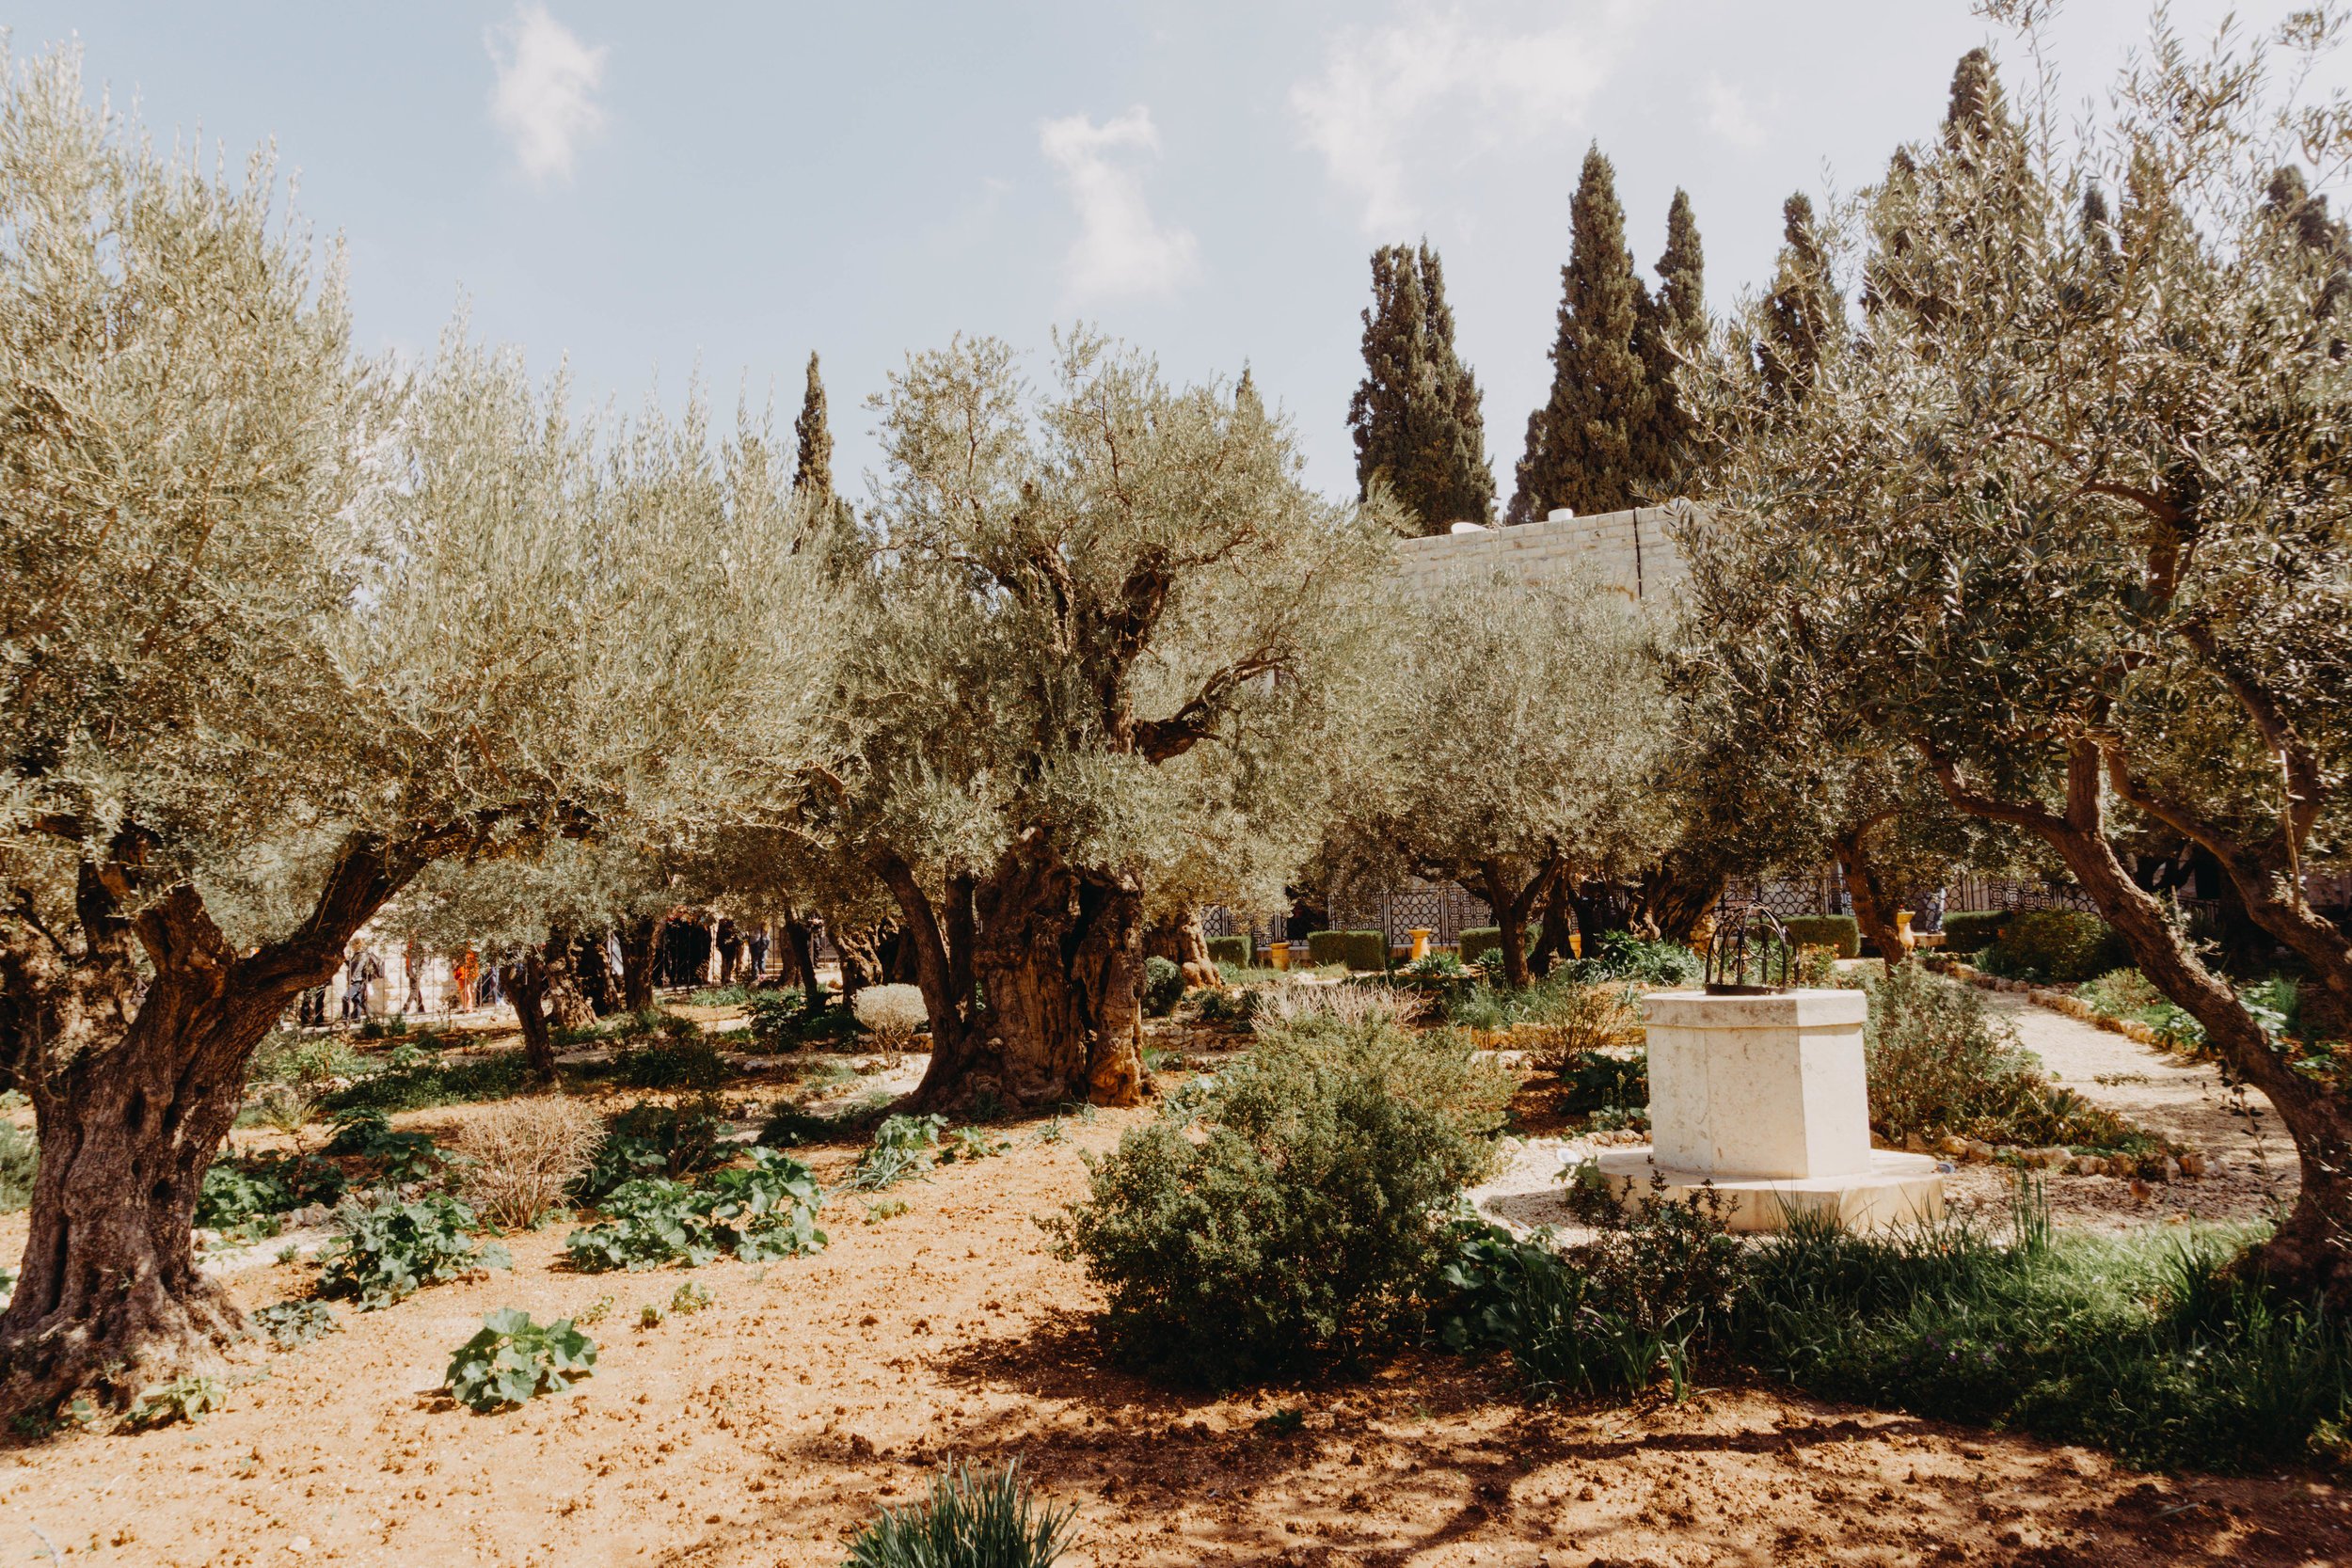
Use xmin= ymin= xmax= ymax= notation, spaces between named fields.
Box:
xmin=1038 ymin=106 xmax=1201 ymax=303
xmin=1291 ymin=1 xmax=1649 ymax=232
xmin=485 ymin=4 xmax=608 ymax=185
xmin=1701 ymin=71 xmax=1765 ymax=150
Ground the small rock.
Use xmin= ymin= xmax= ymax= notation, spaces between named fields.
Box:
xmin=2070 ymin=1155 xmax=2106 ymax=1177
xmin=2159 ymin=1157 xmax=2181 ymax=1182
xmin=2177 ymin=1151 xmax=2206 ymax=1178
xmin=1936 ymin=1133 xmax=1970 ymax=1159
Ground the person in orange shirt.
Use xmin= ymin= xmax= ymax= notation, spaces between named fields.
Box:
xmin=453 ymin=947 xmax=480 ymax=1013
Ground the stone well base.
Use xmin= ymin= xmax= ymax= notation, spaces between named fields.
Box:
xmin=1593 ymin=1148 xmax=1945 ymax=1234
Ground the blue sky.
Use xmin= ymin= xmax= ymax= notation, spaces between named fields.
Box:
xmin=8 ymin=2 xmax=2335 ymax=501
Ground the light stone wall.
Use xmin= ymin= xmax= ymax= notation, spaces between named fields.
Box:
xmin=1393 ymin=502 xmax=1700 ymax=606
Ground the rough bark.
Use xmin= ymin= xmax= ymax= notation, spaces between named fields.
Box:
xmin=1529 ymin=876 xmax=1579 ymax=975
xmin=1630 ymin=851 xmax=1731 ymax=944
xmin=783 ymin=917 xmax=824 ymax=1016
xmin=833 ymin=924 xmax=882 ymax=1005
xmin=0 ymin=832 xmax=420 ymax=1416
xmin=502 ymin=953 xmax=558 ymax=1085
xmin=1475 ymin=857 xmax=1558 ymax=991
xmin=1931 ymin=741 xmax=2352 ymax=1301
xmin=1831 ymin=819 xmax=1908 ymax=966
xmin=891 ymin=843 xmax=1145 ymax=1112
xmin=1145 ymin=909 xmax=1221 ymax=989
xmin=617 ymin=916 xmax=658 ymax=1013
xmin=540 ymin=927 xmax=596 ymax=1034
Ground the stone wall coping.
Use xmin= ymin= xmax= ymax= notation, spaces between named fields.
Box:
xmin=1642 ymin=988 xmax=1868 ymax=1030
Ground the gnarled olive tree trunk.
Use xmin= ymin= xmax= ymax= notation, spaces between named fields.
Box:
xmin=1935 ymin=742 xmax=2352 ymax=1302
xmin=1145 ymin=908 xmax=1220 ymax=989
xmin=883 ymin=844 xmax=1146 ymax=1113
xmin=1474 ymin=857 xmax=1559 ymax=991
xmin=617 ymin=916 xmax=659 ymax=1013
xmin=0 ymin=835 xmax=415 ymax=1416
xmin=1830 ymin=818 xmax=1907 ymax=967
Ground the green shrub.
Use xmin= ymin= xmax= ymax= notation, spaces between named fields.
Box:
xmin=0 ymin=1119 xmax=34 ymax=1213
xmin=249 ymin=1031 xmax=365 ymax=1091
xmin=564 ymin=1148 xmax=826 ymax=1271
xmin=124 ymin=1375 xmax=224 ymax=1430
xmin=1571 ymin=930 xmax=1702 ymax=987
xmin=1940 ymin=911 xmax=2007 ymax=954
xmin=1733 ymin=1209 xmax=2352 ymax=1472
xmin=844 ymin=1459 xmax=1076 ymax=1568
xmin=251 ymin=1300 xmax=341 ymax=1351
xmin=613 ymin=1021 xmax=729 ymax=1090
xmin=1398 ymin=950 xmax=1469 ymax=983
xmin=2077 ymin=969 xmax=2205 ymax=1047
xmin=688 ymin=984 xmax=755 ymax=1006
xmin=1140 ymin=956 xmax=1185 ymax=1018
xmin=1979 ymin=910 xmax=2130 ymax=984
xmin=1779 ymin=915 xmax=1860 ymax=959
xmin=744 ymin=992 xmax=864 ymax=1053
xmin=1049 ymin=1013 xmax=1508 ymax=1386
xmin=323 ymin=1049 xmax=533 ymax=1116
xmin=575 ymin=1096 xmax=732 ymax=1202
xmin=323 ymin=1107 xmax=442 ymax=1181
xmin=444 ymin=1308 xmax=596 ymax=1412
xmin=196 ymin=1154 xmax=346 ymax=1235
xmin=1864 ymin=964 xmax=2146 ymax=1149
xmin=845 ymin=1114 xmax=945 ymax=1193
xmin=1205 ymin=934 xmax=1252 ymax=969
xmin=318 ymin=1193 xmax=510 ymax=1309
xmin=1457 ymin=927 xmax=1511 ymax=967
xmin=1305 ymin=929 xmax=1388 ymax=972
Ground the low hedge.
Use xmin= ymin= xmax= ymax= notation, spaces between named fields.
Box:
xmin=1459 ymin=927 xmax=1533 ymax=968
xmin=1206 ymin=935 xmax=1253 ymax=969
xmin=1940 ymin=911 xmax=2007 ymax=955
xmin=1779 ymin=914 xmax=1860 ymax=959
xmin=1982 ymin=910 xmax=2130 ymax=985
xmin=1306 ymin=929 xmax=1389 ymax=973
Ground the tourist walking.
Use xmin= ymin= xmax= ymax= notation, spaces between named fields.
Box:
xmin=342 ymin=943 xmax=381 ymax=1022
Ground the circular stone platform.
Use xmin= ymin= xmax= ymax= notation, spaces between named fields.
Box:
xmin=1594 ymin=1147 xmax=1945 ymax=1233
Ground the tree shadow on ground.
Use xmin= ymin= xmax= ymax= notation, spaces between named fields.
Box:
xmin=675 ymin=1313 xmax=2351 ymax=1568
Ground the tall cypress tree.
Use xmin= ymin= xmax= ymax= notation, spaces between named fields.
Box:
xmin=1944 ymin=46 xmax=2007 ymax=146
xmin=1631 ymin=187 xmax=1705 ymax=496
xmin=793 ymin=352 xmax=834 ymax=502
xmin=1510 ymin=144 xmax=1650 ymax=524
xmin=1347 ymin=242 xmax=1494 ymax=532
xmin=1759 ymin=193 xmax=1844 ymax=405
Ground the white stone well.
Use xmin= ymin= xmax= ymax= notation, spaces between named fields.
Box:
xmin=1594 ymin=988 xmax=1944 ymax=1232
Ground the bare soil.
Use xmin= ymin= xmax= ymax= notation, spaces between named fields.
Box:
xmin=2 ymin=1013 xmax=2346 ymax=1567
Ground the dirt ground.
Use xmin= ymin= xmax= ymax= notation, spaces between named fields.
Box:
xmin=3 ymin=1010 xmax=2347 ymax=1567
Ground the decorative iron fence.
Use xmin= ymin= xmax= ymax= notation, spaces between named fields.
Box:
xmin=1947 ymin=875 xmax=2101 ymax=914
xmin=1327 ymin=880 xmax=1492 ymax=951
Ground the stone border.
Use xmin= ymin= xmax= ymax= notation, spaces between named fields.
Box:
xmin=1923 ymin=956 xmax=2179 ymax=1049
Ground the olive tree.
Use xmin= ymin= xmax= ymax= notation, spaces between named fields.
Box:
xmin=1684 ymin=11 xmax=2352 ymax=1294
xmin=0 ymin=46 xmax=835 ymax=1410
xmin=1326 ymin=576 xmax=1674 ymax=988
xmin=825 ymin=334 xmax=1395 ymax=1109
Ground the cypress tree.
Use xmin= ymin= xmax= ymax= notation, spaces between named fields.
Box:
xmin=1944 ymin=46 xmax=2007 ymax=147
xmin=1631 ymin=188 xmax=1705 ymax=496
xmin=1759 ymin=193 xmax=1844 ymax=406
xmin=793 ymin=351 xmax=834 ymax=502
xmin=1347 ymin=242 xmax=1493 ymax=532
xmin=1509 ymin=144 xmax=1651 ymax=524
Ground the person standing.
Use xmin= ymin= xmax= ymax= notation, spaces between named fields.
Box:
xmin=454 ymin=946 xmax=481 ymax=1013
xmin=342 ymin=943 xmax=381 ymax=1022
xmin=747 ymin=927 xmax=770 ymax=985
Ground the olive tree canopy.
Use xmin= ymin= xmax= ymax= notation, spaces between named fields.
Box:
xmin=0 ymin=43 xmax=838 ymax=1411
xmin=819 ymin=333 xmax=1397 ymax=1109
xmin=1323 ymin=576 xmax=1673 ymax=987
xmin=1684 ymin=10 xmax=2352 ymax=1295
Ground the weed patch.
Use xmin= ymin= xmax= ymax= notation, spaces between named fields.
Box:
xmin=445 ymin=1309 xmax=596 ymax=1412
